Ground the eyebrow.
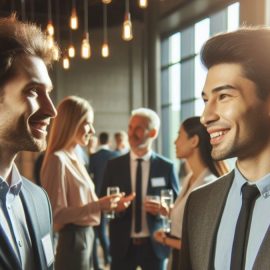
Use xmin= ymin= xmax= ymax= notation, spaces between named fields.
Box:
xmin=202 ymin=84 xmax=237 ymax=97
xmin=25 ymin=81 xmax=53 ymax=91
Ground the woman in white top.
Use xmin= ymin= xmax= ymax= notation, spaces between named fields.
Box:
xmin=41 ymin=96 xmax=122 ymax=270
xmin=153 ymin=116 xmax=228 ymax=269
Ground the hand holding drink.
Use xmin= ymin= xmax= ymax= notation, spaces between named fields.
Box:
xmin=104 ymin=186 xmax=120 ymax=219
xmin=160 ymin=189 xmax=173 ymax=232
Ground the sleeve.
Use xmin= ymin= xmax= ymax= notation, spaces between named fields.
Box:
xmin=41 ymin=154 xmax=101 ymax=228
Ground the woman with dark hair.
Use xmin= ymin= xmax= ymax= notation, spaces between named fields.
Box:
xmin=153 ymin=116 xmax=228 ymax=269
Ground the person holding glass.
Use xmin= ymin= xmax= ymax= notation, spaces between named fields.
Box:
xmin=102 ymin=108 xmax=179 ymax=270
xmin=153 ymin=116 xmax=228 ymax=269
xmin=41 ymin=96 xmax=122 ymax=270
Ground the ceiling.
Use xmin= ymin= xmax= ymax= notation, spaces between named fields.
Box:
xmin=0 ymin=0 xmax=144 ymax=28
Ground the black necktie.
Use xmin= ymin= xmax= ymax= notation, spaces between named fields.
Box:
xmin=230 ymin=184 xmax=260 ymax=270
xmin=135 ymin=158 xmax=143 ymax=233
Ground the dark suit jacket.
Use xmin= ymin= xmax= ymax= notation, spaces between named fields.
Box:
xmin=89 ymin=148 xmax=119 ymax=196
xmin=180 ymin=170 xmax=270 ymax=270
xmin=0 ymin=177 xmax=54 ymax=270
xmin=101 ymin=152 xmax=179 ymax=260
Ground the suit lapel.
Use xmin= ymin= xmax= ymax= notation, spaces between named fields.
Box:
xmin=124 ymin=153 xmax=132 ymax=194
xmin=253 ymin=224 xmax=270 ymax=269
xmin=147 ymin=152 xmax=156 ymax=194
xmin=200 ymin=172 xmax=234 ymax=269
xmin=0 ymin=225 xmax=22 ymax=270
xmin=20 ymin=184 xmax=45 ymax=270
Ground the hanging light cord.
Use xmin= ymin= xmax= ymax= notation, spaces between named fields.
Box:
xmin=48 ymin=0 xmax=52 ymax=21
xmin=103 ymin=4 xmax=108 ymax=42
xmin=125 ymin=0 xmax=129 ymax=13
xmin=84 ymin=0 xmax=88 ymax=34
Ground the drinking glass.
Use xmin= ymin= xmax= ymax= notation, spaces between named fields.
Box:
xmin=145 ymin=195 xmax=160 ymax=203
xmin=160 ymin=189 xmax=174 ymax=233
xmin=104 ymin=186 xmax=120 ymax=220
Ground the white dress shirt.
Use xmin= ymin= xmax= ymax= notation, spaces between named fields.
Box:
xmin=215 ymin=164 xmax=270 ymax=270
xmin=0 ymin=165 xmax=34 ymax=270
xmin=170 ymin=169 xmax=215 ymax=238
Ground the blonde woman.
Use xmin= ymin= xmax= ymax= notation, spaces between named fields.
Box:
xmin=41 ymin=96 xmax=121 ymax=270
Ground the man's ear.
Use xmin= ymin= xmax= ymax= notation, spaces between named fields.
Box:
xmin=148 ymin=128 xmax=158 ymax=139
xmin=190 ymin=134 xmax=199 ymax=148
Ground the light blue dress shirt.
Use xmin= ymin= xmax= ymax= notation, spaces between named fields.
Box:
xmin=215 ymin=164 xmax=270 ymax=270
xmin=0 ymin=165 xmax=34 ymax=270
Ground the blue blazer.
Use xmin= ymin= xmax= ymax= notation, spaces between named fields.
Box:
xmin=0 ymin=178 xmax=54 ymax=270
xmin=101 ymin=152 xmax=179 ymax=260
xmin=89 ymin=149 xmax=119 ymax=196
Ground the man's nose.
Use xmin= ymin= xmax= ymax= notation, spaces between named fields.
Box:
xmin=200 ymin=100 xmax=218 ymax=126
xmin=41 ymin=95 xmax=57 ymax=118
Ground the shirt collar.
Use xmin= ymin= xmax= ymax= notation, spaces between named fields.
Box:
xmin=130 ymin=150 xmax=152 ymax=162
xmin=0 ymin=164 xmax=22 ymax=199
xmin=234 ymin=164 xmax=270 ymax=199
xmin=98 ymin=144 xmax=110 ymax=151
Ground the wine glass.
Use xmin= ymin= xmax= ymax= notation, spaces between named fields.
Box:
xmin=160 ymin=189 xmax=173 ymax=233
xmin=105 ymin=186 xmax=120 ymax=220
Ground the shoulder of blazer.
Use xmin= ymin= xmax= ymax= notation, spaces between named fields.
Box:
xmin=190 ymin=170 xmax=234 ymax=196
xmin=107 ymin=152 xmax=129 ymax=166
xmin=21 ymin=177 xmax=52 ymax=223
xmin=151 ymin=152 xmax=173 ymax=165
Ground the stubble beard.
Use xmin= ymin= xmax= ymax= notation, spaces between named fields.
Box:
xmin=2 ymin=117 xmax=47 ymax=153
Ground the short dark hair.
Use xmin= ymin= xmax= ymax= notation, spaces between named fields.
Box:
xmin=182 ymin=117 xmax=219 ymax=177
xmin=99 ymin=132 xmax=109 ymax=144
xmin=201 ymin=27 xmax=270 ymax=99
xmin=0 ymin=14 xmax=59 ymax=89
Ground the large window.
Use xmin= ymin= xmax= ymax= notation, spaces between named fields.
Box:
xmin=160 ymin=2 xmax=240 ymax=162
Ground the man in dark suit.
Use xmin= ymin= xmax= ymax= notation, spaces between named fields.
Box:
xmin=89 ymin=132 xmax=118 ymax=269
xmin=180 ymin=28 xmax=270 ymax=270
xmin=102 ymin=108 xmax=179 ymax=270
xmin=0 ymin=16 xmax=58 ymax=269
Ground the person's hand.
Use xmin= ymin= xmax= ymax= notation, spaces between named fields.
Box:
xmin=144 ymin=199 xmax=169 ymax=216
xmin=144 ymin=199 xmax=161 ymax=216
xmin=153 ymin=229 xmax=166 ymax=245
xmin=98 ymin=193 xmax=122 ymax=211
xmin=115 ymin=192 xmax=136 ymax=212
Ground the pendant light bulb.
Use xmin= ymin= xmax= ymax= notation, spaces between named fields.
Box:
xmin=47 ymin=35 xmax=54 ymax=49
xmin=68 ymin=45 xmax=76 ymax=58
xmin=63 ymin=56 xmax=70 ymax=69
xmin=101 ymin=43 xmax=109 ymax=58
xmin=81 ymin=33 xmax=91 ymax=59
xmin=102 ymin=0 xmax=112 ymax=3
xmin=139 ymin=0 xmax=148 ymax=8
xmin=47 ymin=21 xmax=54 ymax=36
xmin=70 ymin=8 xmax=78 ymax=30
xmin=52 ymin=45 xmax=60 ymax=61
xmin=122 ymin=12 xmax=133 ymax=41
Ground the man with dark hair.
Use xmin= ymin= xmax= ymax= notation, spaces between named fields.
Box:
xmin=114 ymin=131 xmax=129 ymax=155
xmin=0 ymin=15 xmax=58 ymax=269
xmin=180 ymin=27 xmax=270 ymax=269
xmin=89 ymin=132 xmax=118 ymax=269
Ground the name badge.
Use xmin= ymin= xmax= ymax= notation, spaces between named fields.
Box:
xmin=41 ymin=234 xmax=54 ymax=267
xmin=151 ymin=177 xmax=166 ymax=187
